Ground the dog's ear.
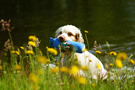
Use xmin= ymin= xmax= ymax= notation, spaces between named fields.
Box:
xmin=75 ymin=33 xmax=84 ymax=43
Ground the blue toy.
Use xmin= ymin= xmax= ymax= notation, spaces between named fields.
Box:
xmin=49 ymin=37 xmax=86 ymax=53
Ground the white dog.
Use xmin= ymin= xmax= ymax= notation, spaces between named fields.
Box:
xmin=55 ymin=25 xmax=107 ymax=80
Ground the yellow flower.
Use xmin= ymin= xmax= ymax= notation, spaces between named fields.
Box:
xmin=81 ymin=65 xmax=88 ymax=71
xmin=17 ymin=71 xmax=20 ymax=73
xmin=11 ymin=51 xmax=20 ymax=55
xmin=29 ymin=73 xmax=39 ymax=83
xmin=20 ymin=46 xmax=24 ymax=50
xmin=0 ymin=65 xmax=2 ymax=70
xmin=56 ymin=62 xmax=59 ymax=66
xmin=28 ymin=35 xmax=37 ymax=41
xmin=51 ymin=67 xmax=59 ymax=74
xmin=115 ymin=59 xmax=123 ymax=68
xmin=77 ymin=76 xmax=87 ymax=85
xmin=109 ymin=51 xmax=117 ymax=56
xmin=109 ymin=63 xmax=114 ymax=67
xmin=131 ymin=80 xmax=134 ymax=83
xmin=84 ymin=30 xmax=88 ymax=33
xmin=117 ymin=52 xmax=127 ymax=60
xmin=15 ymin=51 xmax=20 ymax=55
xmin=96 ymin=50 xmax=102 ymax=54
xmin=28 ymin=41 xmax=36 ymax=47
xmin=15 ymin=64 xmax=21 ymax=70
xmin=69 ymin=65 xmax=79 ymax=75
xmin=25 ymin=50 xmax=34 ymax=55
xmin=32 ymin=85 xmax=40 ymax=90
xmin=46 ymin=47 xmax=58 ymax=55
xmin=89 ymin=59 xmax=92 ymax=62
xmin=129 ymin=59 xmax=135 ymax=64
xmin=37 ymin=69 xmax=44 ymax=75
xmin=82 ymin=48 xmax=87 ymax=52
xmin=60 ymin=66 xmax=69 ymax=73
xmin=97 ymin=63 xmax=101 ymax=70
xmin=11 ymin=51 xmax=16 ymax=53
xmin=37 ymin=56 xmax=50 ymax=64
xmin=91 ymin=83 xmax=96 ymax=87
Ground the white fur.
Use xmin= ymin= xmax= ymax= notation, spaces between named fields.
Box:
xmin=55 ymin=25 xmax=107 ymax=80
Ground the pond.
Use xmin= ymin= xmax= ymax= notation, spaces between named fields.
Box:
xmin=0 ymin=0 xmax=135 ymax=58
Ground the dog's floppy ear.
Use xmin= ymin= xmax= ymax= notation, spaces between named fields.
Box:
xmin=75 ymin=33 xmax=84 ymax=43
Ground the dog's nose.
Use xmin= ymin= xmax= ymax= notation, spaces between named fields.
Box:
xmin=58 ymin=35 xmax=65 ymax=42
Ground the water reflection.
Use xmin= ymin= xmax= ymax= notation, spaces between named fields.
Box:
xmin=0 ymin=0 xmax=135 ymax=56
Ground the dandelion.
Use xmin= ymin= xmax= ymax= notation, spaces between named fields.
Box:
xmin=15 ymin=64 xmax=21 ymax=70
xmin=109 ymin=51 xmax=117 ymax=56
xmin=89 ymin=59 xmax=92 ymax=62
xmin=17 ymin=71 xmax=20 ymax=73
xmin=37 ymin=56 xmax=50 ymax=64
xmin=131 ymin=80 xmax=134 ymax=83
xmin=69 ymin=65 xmax=79 ymax=75
xmin=28 ymin=35 xmax=37 ymax=41
xmin=91 ymin=83 xmax=96 ymax=87
xmin=15 ymin=51 xmax=20 ymax=55
xmin=115 ymin=59 xmax=123 ymax=68
xmin=117 ymin=52 xmax=127 ymax=60
xmin=56 ymin=62 xmax=59 ymax=66
xmin=96 ymin=50 xmax=102 ymax=54
xmin=51 ymin=67 xmax=59 ymax=74
xmin=109 ymin=63 xmax=114 ymax=67
xmin=60 ymin=66 xmax=69 ymax=73
xmin=32 ymin=85 xmax=40 ymax=90
xmin=84 ymin=30 xmax=88 ymax=33
xmin=29 ymin=73 xmax=39 ymax=83
xmin=46 ymin=47 xmax=58 ymax=55
xmin=11 ymin=51 xmax=20 ymax=55
xmin=81 ymin=65 xmax=88 ymax=71
xmin=97 ymin=63 xmax=101 ymax=70
xmin=28 ymin=41 xmax=36 ymax=47
xmin=11 ymin=51 xmax=16 ymax=53
xmin=37 ymin=69 xmax=44 ymax=75
xmin=82 ymin=48 xmax=87 ymax=52
xmin=77 ymin=76 xmax=87 ymax=85
xmin=129 ymin=59 xmax=135 ymax=64
xmin=0 ymin=65 xmax=2 ymax=70
xmin=25 ymin=50 xmax=34 ymax=55
xmin=20 ymin=46 xmax=24 ymax=50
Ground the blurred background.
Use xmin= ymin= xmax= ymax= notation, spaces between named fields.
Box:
xmin=0 ymin=0 xmax=135 ymax=55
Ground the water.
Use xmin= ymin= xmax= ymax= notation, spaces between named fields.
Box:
xmin=0 ymin=0 xmax=135 ymax=57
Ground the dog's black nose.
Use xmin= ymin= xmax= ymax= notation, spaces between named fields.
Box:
xmin=58 ymin=36 xmax=65 ymax=42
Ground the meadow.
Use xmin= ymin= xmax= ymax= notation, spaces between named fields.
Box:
xmin=0 ymin=19 xmax=135 ymax=90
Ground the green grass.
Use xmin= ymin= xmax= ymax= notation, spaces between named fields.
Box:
xmin=0 ymin=20 xmax=135 ymax=90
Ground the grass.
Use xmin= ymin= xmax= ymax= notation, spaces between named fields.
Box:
xmin=0 ymin=19 xmax=135 ymax=90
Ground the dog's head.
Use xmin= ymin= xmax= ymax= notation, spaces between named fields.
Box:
xmin=55 ymin=25 xmax=84 ymax=43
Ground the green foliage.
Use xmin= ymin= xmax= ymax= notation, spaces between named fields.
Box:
xmin=0 ymin=20 xmax=135 ymax=90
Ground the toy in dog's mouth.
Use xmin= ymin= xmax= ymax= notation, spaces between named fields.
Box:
xmin=49 ymin=37 xmax=86 ymax=53
xmin=59 ymin=42 xmax=74 ymax=52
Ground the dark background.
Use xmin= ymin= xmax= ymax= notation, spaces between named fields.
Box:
xmin=0 ymin=0 xmax=135 ymax=55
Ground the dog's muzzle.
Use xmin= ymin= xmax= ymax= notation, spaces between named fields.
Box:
xmin=58 ymin=35 xmax=65 ymax=42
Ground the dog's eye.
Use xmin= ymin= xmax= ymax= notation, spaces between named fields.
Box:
xmin=59 ymin=32 xmax=62 ymax=34
xmin=68 ymin=32 xmax=73 ymax=36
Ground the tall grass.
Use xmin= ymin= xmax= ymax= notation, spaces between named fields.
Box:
xmin=0 ymin=19 xmax=135 ymax=90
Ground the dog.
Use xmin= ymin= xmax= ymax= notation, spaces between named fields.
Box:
xmin=55 ymin=25 xmax=107 ymax=80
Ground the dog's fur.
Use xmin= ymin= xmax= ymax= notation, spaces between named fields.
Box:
xmin=55 ymin=25 xmax=107 ymax=80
